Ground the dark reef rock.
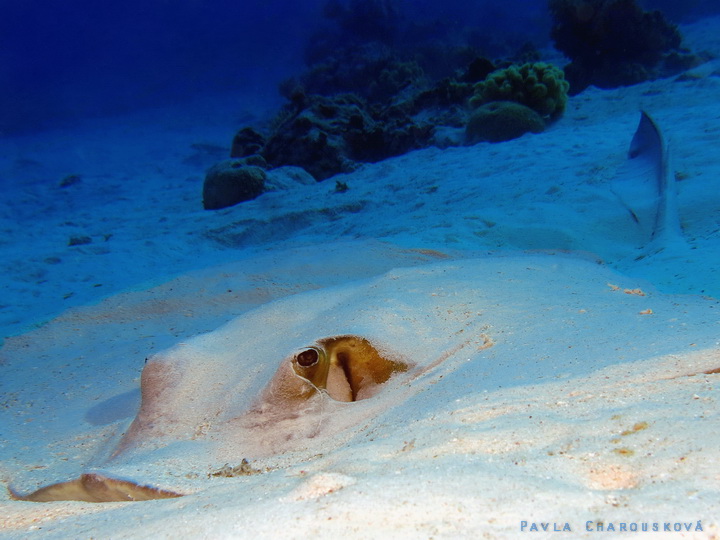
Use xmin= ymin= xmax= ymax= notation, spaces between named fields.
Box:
xmin=344 ymin=106 xmax=434 ymax=163
xmin=465 ymin=101 xmax=546 ymax=144
xmin=261 ymin=93 xmax=434 ymax=181
xmin=203 ymin=161 xmax=266 ymax=210
xmin=461 ymin=57 xmax=497 ymax=84
xmin=548 ymin=0 xmax=700 ymax=93
xmin=230 ymin=127 xmax=266 ymax=158
xmin=409 ymin=78 xmax=474 ymax=115
xmin=239 ymin=154 xmax=268 ymax=168
xmin=261 ymin=94 xmax=364 ymax=181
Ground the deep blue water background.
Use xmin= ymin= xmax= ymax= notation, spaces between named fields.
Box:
xmin=1 ymin=0 xmax=718 ymax=135
xmin=0 ymin=0 xmax=328 ymax=134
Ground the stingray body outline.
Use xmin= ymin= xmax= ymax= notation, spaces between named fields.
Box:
xmin=10 ymin=334 xmax=431 ymax=503
xmin=9 ymin=253 xmax=718 ymax=502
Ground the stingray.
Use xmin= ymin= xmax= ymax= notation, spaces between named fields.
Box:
xmin=9 ymin=255 xmax=719 ymax=504
xmin=610 ymin=110 xmax=682 ymax=249
xmin=11 ymin=335 xmax=416 ymax=502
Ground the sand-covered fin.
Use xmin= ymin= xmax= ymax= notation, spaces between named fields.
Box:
xmin=9 ymin=473 xmax=183 ymax=503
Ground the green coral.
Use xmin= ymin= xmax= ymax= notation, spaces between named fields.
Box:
xmin=465 ymin=102 xmax=545 ymax=144
xmin=470 ymin=62 xmax=570 ymax=122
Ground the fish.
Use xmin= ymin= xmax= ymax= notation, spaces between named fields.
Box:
xmin=111 ymin=334 xmax=417 ymax=462
xmin=610 ymin=110 xmax=682 ymax=249
xmin=8 ymin=254 xmax=717 ymax=503
xmin=12 ymin=335 xmax=416 ymax=503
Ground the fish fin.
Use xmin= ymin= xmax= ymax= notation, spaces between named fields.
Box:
xmin=611 ymin=110 xmax=681 ymax=248
xmin=9 ymin=473 xmax=183 ymax=503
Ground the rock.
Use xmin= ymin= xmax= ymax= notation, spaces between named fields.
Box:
xmin=241 ymin=154 xmax=268 ymax=168
xmin=202 ymin=161 xmax=266 ymax=210
xmin=261 ymin=94 xmax=368 ymax=181
xmin=68 ymin=236 xmax=92 ymax=246
xmin=548 ymin=0 xmax=692 ymax=93
xmin=461 ymin=56 xmax=496 ymax=83
xmin=344 ymin=106 xmax=433 ymax=162
xmin=230 ymin=127 xmax=266 ymax=158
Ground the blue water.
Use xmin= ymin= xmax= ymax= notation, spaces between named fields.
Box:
xmin=0 ymin=0 xmax=327 ymax=134
xmin=2 ymin=0 xmax=717 ymax=134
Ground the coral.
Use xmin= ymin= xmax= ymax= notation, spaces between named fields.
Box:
xmin=219 ymin=4 xmax=574 ymax=186
xmin=202 ymin=162 xmax=266 ymax=210
xmin=548 ymin=0 xmax=695 ymax=92
xmin=470 ymin=62 xmax=570 ymax=122
xmin=465 ymin=101 xmax=545 ymax=144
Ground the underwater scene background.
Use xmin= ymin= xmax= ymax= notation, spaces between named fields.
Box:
xmin=1 ymin=1 xmax=720 ymax=538
xmin=2 ymin=0 xmax=718 ymax=135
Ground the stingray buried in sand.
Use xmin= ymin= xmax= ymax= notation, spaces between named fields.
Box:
xmin=8 ymin=252 xmax=719 ymax=503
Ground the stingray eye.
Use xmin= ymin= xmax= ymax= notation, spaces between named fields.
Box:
xmin=295 ymin=348 xmax=319 ymax=367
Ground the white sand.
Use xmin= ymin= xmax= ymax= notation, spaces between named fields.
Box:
xmin=1 ymin=16 xmax=719 ymax=540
